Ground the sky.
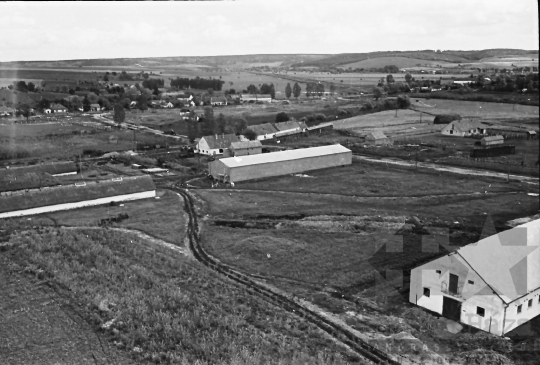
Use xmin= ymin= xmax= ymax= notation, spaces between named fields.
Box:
xmin=1 ymin=0 xmax=538 ymax=62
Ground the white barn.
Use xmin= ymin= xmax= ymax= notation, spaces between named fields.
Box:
xmin=241 ymin=94 xmax=272 ymax=103
xmin=409 ymin=219 xmax=540 ymax=336
xmin=196 ymin=134 xmax=247 ymax=156
xmin=441 ymin=120 xmax=488 ymax=137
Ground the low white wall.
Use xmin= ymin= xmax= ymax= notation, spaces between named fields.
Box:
xmin=0 ymin=190 xmax=156 ymax=219
xmin=52 ymin=171 xmax=78 ymax=176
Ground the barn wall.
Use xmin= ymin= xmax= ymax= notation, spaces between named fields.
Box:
xmin=0 ymin=190 xmax=156 ymax=219
xmin=228 ymin=151 xmax=352 ymax=182
xmin=503 ymin=287 xmax=540 ymax=335
xmin=208 ymin=160 xmax=229 ymax=181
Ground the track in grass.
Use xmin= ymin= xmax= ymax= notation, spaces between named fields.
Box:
xmin=172 ymin=185 xmax=402 ymax=365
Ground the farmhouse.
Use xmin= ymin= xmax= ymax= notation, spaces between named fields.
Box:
xmin=90 ymin=104 xmax=102 ymax=112
xmin=0 ymin=106 xmax=15 ymax=116
xmin=208 ymin=144 xmax=352 ymax=183
xmin=196 ymin=134 xmax=246 ymax=156
xmin=249 ymin=123 xmax=278 ymax=140
xmin=210 ymin=96 xmax=228 ymax=106
xmin=0 ymin=175 xmax=156 ymax=219
xmin=229 ymin=140 xmax=262 ymax=157
xmin=481 ymin=135 xmax=504 ymax=146
xmin=50 ymin=103 xmax=67 ymax=113
xmin=273 ymin=120 xmax=304 ymax=134
xmin=441 ymin=120 xmax=487 ymax=137
xmin=453 ymin=81 xmax=475 ymax=86
xmin=365 ymin=131 xmax=391 ymax=146
xmin=409 ymin=219 xmax=540 ymax=336
xmin=241 ymin=94 xmax=272 ymax=103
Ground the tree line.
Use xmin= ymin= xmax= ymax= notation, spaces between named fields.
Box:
xmin=170 ymin=77 xmax=225 ymax=91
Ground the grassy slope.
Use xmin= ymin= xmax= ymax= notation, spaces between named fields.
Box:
xmin=339 ymin=57 xmax=455 ymax=69
xmin=3 ymin=228 xmax=355 ymax=365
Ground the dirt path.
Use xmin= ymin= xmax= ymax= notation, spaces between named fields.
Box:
xmin=354 ymin=155 xmax=539 ymax=185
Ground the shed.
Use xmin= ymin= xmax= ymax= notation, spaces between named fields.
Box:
xmin=230 ymin=140 xmax=263 ymax=157
xmin=410 ymin=218 xmax=540 ymax=336
xmin=208 ymin=144 xmax=352 ymax=183
xmin=527 ymin=131 xmax=537 ymax=139
xmin=480 ymin=135 xmax=504 ymax=146
xmin=365 ymin=131 xmax=391 ymax=146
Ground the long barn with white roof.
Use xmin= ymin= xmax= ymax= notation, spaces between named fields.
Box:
xmin=208 ymin=144 xmax=352 ymax=183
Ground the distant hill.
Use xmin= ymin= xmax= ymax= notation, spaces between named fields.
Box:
xmin=0 ymin=54 xmax=330 ymax=69
xmin=290 ymin=49 xmax=538 ymax=68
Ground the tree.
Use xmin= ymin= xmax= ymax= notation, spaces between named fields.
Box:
xmin=103 ymin=75 xmax=109 ymax=82
xmin=386 ymin=74 xmax=395 ymax=84
xmin=136 ymin=94 xmax=148 ymax=111
xmin=292 ymin=82 xmax=301 ymax=99
xmin=329 ymin=83 xmax=336 ymax=95
xmin=216 ymin=113 xmax=227 ymax=134
xmin=285 ymin=83 xmax=292 ymax=99
xmin=396 ymin=95 xmax=411 ymax=109
xmin=242 ymin=128 xmax=257 ymax=141
xmin=18 ymin=104 xmax=32 ymax=122
xmin=275 ymin=112 xmax=290 ymax=123
xmin=269 ymin=84 xmax=276 ymax=99
xmin=372 ymin=87 xmax=383 ymax=100
xmin=83 ymin=96 xmax=91 ymax=112
xmin=70 ymin=96 xmax=82 ymax=110
xmin=234 ymin=117 xmax=248 ymax=135
xmin=27 ymin=82 xmax=36 ymax=92
xmin=87 ymin=92 xmax=99 ymax=104
xmin=16 ymin=81 xmax=28 ymax=92
xmin=113 ymin=103 xmax=126 ymax=124
xmin=247 ymin=84 xmax=259 ymax=94
xmin=38 ymin=98 xmax=51 ymax=111
xmin=201 ymin=106 xmax=215 ymax=135
xmin=316 ymin=82 xmax=325 ymax=96
xmin=405 ymin=73 xmax=413 ymax=83
xmin=186 ymin=119 xmax=198 ymax=143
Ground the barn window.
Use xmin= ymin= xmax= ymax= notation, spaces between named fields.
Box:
xmin=219 ymin=149 xmax=223 ymax=153
xmin=476 ymin=307 xmax=485 ymax=317
xmin=423 ymin=288 xmax=430 ymax=297
xmin=436 ymin=270 xmax=441 ymax=274
xmin=468 ymin=280 xmax=474 ymax=285
xmin=528 ymin=299 xmax=533 ymax=308
xmin=517 ymin=305 xmax=522 ymax=313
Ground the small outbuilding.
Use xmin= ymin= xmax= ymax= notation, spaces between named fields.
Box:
xmin=365 ymin=131 xmax=391 ymax=146
xmin=527 ymin=130 xmax=537 ymax=139
xmin=480 ymin=135 xmax=504 ymax=146
xmin=229 ymin=140 xmax=262 ymax=157
xmin=208 ymin=144 xmax=352 ymax=183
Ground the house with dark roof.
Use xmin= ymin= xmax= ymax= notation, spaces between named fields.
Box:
xmin=50 ymin=103 xmax=68 ymax=113
xmin=211 ymin=96 xmax=227 ymax=106
xmin=230 ymin=140 xmax=262 ymax=157
xmin=90 ymin=104 xmax=102 ymax=112
xmin=196 ymin=133 xmax=246 ymax=156
xmin=249 ymin=123 xmax=278 ymax=140
xmin=410 ymin=219 xmax=540 ymax=336
xmin=365 ymin=131 xmax=391 ymax=145
xmin=441 ymin=120 xmax=487 ymax=137
xmin=273 ymin=121 xmax=303 ymax=134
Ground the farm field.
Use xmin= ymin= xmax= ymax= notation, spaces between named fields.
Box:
xmin=0 ymin=121 xmax=98 ymax=139
xmin=26 ymin=189 xmax=187 ymax=245
xmin=410 ymin=97 xmax=539 ymax=119
xmin=338 ymin=56 xmax=457 ymax=69
xmin=1 ymin=227 xmax=354 ymax=365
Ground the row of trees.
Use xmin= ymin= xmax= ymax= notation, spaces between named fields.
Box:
xmin=170 ymin=77 xmax=225 ymax=91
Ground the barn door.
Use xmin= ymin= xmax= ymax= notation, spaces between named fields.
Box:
xmin=442 ymin=297 xmax=462 ymax=322
xmin=449 ymin=274 xmax=459 ymax=294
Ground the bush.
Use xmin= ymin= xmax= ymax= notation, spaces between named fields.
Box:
xmin=433 ymin=114 xmax=462 ymax=125
xmin=275 ymin=111 xmax=290 ymax=123
xmin=383 ymin=99 xmax=398 ymax=109
xmin=314 ymin=113 xmax=326 ymax=121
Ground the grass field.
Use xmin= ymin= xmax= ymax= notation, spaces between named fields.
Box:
xmin=0 ymin=122 xmax=97 ymax=139
xmin=339 ymin=57 xmax=457 ymax=70
xmin=2 ymin=227 xmax=355 ymax=365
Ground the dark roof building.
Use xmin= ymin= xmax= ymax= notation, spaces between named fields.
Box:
xmin=249 ymin=123 xmax=278 ymax=140
xmin=230 ymin=140 xmax=263 ymax=157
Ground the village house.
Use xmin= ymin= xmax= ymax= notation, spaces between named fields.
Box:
xmin=273 ymin=120 xmax=304 ymax=135
xmin=409 ymin=219 xmax=539 ymax=336
xmin=365 ymin=131 xmax=391 ymax=146
xmin=210 ymin=96 xmax=228 ymax=106
xmin=249 ymin=123 xmax=278 ymax=140
xmin=177 ymin=94 xmax=195 ymax=107
xmin=441 ymin=120 xmax=487 ymax=137
xmin=196 ymin=133 xmax=247 ymax=156
xmin=229 ymin=140 xmax=263 ymax=157
xmin=50 ymin=103 xmax=68 ymax=113
xmin=90 ymin=104 xmax=102 ymax=112
xmin=0 ymin=106 xmax=15 ymax=116
xmin=240 ymin=94 xmax=272 ymax=103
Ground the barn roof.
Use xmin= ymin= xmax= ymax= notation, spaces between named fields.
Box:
xmin=307 ymin=122 xmax=334 ymax=131
xmin=211 ymin=96 xmax=227 ymax=103
xmin=241 ymin=94 xmax=272 ymax=99
xmin=50 ymin=103 xmax=67 ymax=110
xmin=90 ymin=103 xmax=101 ymax=108
xmin=230 ymin=140 xmax=262 ymax=150
xmin=218 ymin=144 xmax=351 ymax=168
xmin=456 ymin=219 xmax=539 ymax=303
xmin=201 ymin=134 xmax=242 ymax=150
xmin=366 ymin=131 xmax=388 ymax=140
xmin=4 ymin=161 xmax=77 ymax=176
xmin=273 ymin=121 xmax=302 ymax=132
xmin=482 ymin=135 xmax=504 ymax=142
xmin=447 ymin=120 xmax=487 ymax=133
xmin=0 ymin=175 xmax=155 ymax=214
xmin=249 ymin=123 xmax=277 ymax=136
